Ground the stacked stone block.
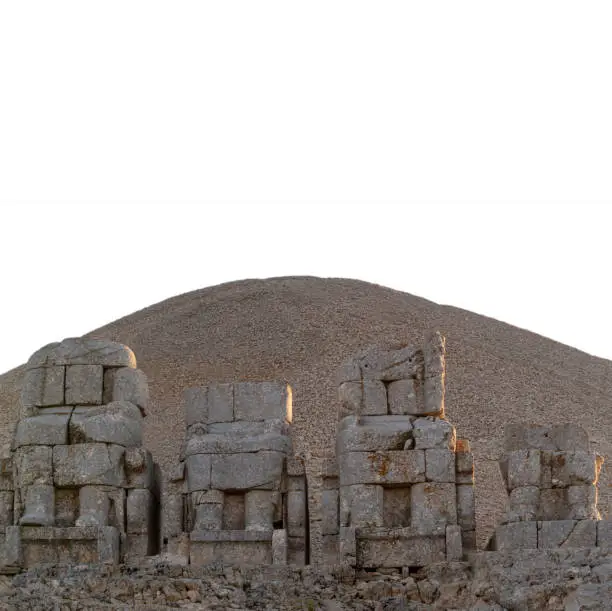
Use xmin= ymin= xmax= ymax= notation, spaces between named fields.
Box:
xmin=0 ymin=338 xmax=159 ymax=570
xmin=336 ymin=333 xmax=475 ymax=569
xmin=492 ymin=424 xmax=609 ymax=551
xmin=165 ymin=381 xmax=305 ymax=566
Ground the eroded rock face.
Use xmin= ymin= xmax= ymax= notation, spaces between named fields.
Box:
xmin=1 ymin=338 xmax=160 ymax=569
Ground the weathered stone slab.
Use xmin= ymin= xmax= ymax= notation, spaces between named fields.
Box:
xmin=504 ymin=424 xmax=590 ymax=452
xmin=446 ymin=524 xmax=462 ymax=561
xmin=125 ymin=447 xmax=155 ymax=490
xmin=597 ymin=520 xmax=612 ymax=547
xmin=103 ymin=367 xmax=149 ymax=414
xmin=322 ymin=488 xmax=339 ymax=535
xmin=185 ymin=454 xmax=212 ymax=492
xmin=538 ymin=520 xmax=596 ymax=548
xmin=184 ymin=384 xmax=234 ymax=427
xmin=127 ymin=489 xmax=155 ymax=534
xmin=42 ymin=338 xmax=136 ymax=368
xmin=456 ymin=449 xmax=474 ymax=476
xmin=76 ymin=486 xmax=110 ymax=527
xmin=272 ymin=529 xmax=287 ymax=565
xmin=507 ymin=450 xmax=541 ymax=490
xmin=457 ymin=484 xmax=475 ymax=531
xmin=287 ymin=489 xmax=306 ymax=535
xmin=338 ymin=450 xmax=425 ymax=486
xmin=14 ymin=414 xmax=70 ymax=447
xmin=493 ymin=521 xmax=537 ymax=551
xmin=538 ymin=488 xmax=567 ymax=521
xmin=21 ymin=366 xmax=65 ymax=408
xmin=70 ymin=402 xmax=143 ymax=447
xmin=336 ymin=418 xmax=412 ymax=453
xmin=233 ymin=382 xmax=292 ymax=423
xmin=425 ymin=449 xmax=455 ymax=482
xmin=20 ymin=484 xmax=54 ymax=526
xmin=357 ymin=531 xmax=446 ymax=568
xmin=53 ymin=444 xmax=125 ymax=487
xmin=189 ymin=540 xmax=272 ymax=565
xmin=14 ymin=446 xmax=53 ymax=487
xmin=211 ymin=451 xmax=285 ymax=490
xmin=339 ymin=526 xmax=356 ymax=565
xmin=245 ymin=490 xmax=273 ymax=531
xmin=207 ymin=419 xmax=289 ymax=437
xmin=551 ymin=451 xmax=598 ymax=487
xmin=411 ymin=483 xmax=457 ymax=536
xmin=413 ymin=418 xmax=456 ymax=450
xmin=567 ymin=485 xmax=598 ymax=520
xmin=383 ymin=487 xmax=411 ymax=527
xmin=423 ymin=375 xmax=444 ymax=416
xmin=338 ymin=381 xmax=387 ymax=417
xmin=65 ymin=365 xmax=103 ymax=405
xmin=507 ymin=486 xmax=539 ymax=522
xmin=342 ymin=484 xmax=383 ymax=528
xmin=356 ymin=344 xmax=422 ymax=381
xmin=0 ymin=491 xmax=14 ymax=528
xmin=387 ymin=379 xmax=418 ymax=415
xmin=26 ymin=342 xmax=61 ymax=369
xmin=183 ymin=432 xmax=291 ymax=456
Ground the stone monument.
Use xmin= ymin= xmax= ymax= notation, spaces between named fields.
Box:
xmin=0 ymin=338 xmax=159 ymax=570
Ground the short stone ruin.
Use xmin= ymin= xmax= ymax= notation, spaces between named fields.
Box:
xmin=1 ymin=332 xmax=610 ymax=577
xmin=164 ymin=381 xmax=306 ymax=566
xmin=492 ymin=423 xmax=611 ymax=550
xmin=334 ymin=332 xmax=475 ymax=568
xmin=0 ymin=338 xmax=159 ymax=571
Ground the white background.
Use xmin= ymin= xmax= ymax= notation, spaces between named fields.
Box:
xmin=0 ymin=2 xmax=610 ymax=372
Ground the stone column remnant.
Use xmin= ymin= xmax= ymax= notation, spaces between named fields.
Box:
xmin=165 ymin=381 xmax=306 ymax=566
xmin=335 ymin=332 xmax=476 ymax=569
xmin=0 ymin=338 xmax=160 ymax=570
xmin=491 ymin=423 xmax=608 ymax=551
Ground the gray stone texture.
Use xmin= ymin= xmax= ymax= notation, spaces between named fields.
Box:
xmin=76 ymin=486 xmax=110 ymax=527
xmin=343 ymin=484 xmax=384 ymax=528
xmin=338 ymin=450 xmax=425 ymax=486
xmin=507 ymin=449 xmax=541 ymax=490
xmin=211 ymin=451 xmax=285 ymax=490
xmin=234 ymin=381 xmax=292 ymax=422
xmin=53 ymin=443 xmax=126 ymax=488
xmin=413 ymin=418 xmax=456 ymax=450
xmin=493 ymin=521 xmax=537 ymax=551
xmin=357 ymin=530 xmax=446 ymax=568
xmin=504 ymin=423 xmax=590 ymax=452
xmin=551 ymin=451 xmax=598 ymax=487
xmin=65 ymin=365 xmax=103 ymax=405
xmin=21 ymin=366 xmax=65 ymax=408
xmin=336 ymin=416 xmax=413 ymax=453
xmin=103 ymin=367 xmax=149 ymax=414
xmin=338 ymin=380 xmax=387 ymax=417
xmin=127 ymin=489 xmax=155 ymax=534
xmin=245 ymin=490 xmax=274 ymax=531
xmin=32 ymin=338 xmax=136 ymax=368
xmin=411 ymin=483 xmax=457 ymax=536
xmin=14 ymin=414 xmax=70 ymax=447
xmin=425 ymin=449 xmax=455 ymax=482
xmin=69 ymin=402 xmax=143 ymax=447
xmin=386 ymin=379 xmax=418 ymax=415
xmin=457 ymin=484 xmax=476 ymax=531
xmin=184 ymin=384 xmax=234 ymax=427
xmin=446 ymin=524 xmax=463 ymax=561
xmin=506 ymin=486 xmax=539 ymax=522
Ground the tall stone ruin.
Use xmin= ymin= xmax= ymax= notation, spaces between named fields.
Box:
xmin=164 ymin=381 xmax=306 ymax=566
xmin=492 ymin=423 xmax=611 ymax=550
xmin=0 ymin=338 xmax=159 ymax=570
xmin=333 ymin=332 xmax=475 ymax=568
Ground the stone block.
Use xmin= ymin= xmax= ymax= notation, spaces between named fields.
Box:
xmin=127 ymin=489 xmax=155 ymax=534
xmin=183 ymin=431 xmax=291 ymax=456
xmin=413 ymin=418 xmax=456 ymax=450
xmin=446 ymin=524 xmax=463 ymax=561
xmin=507 ymin=486 xmax=539 ymax=522
xmin=184 ymin=384 xmax=234 ymax=427
xmin=272 ymin=529 xmax=287 ymax=565
xmin=44 ymin=338 xmax=136 ymax=368
xmin=222 ymin=493 xmax=245 ymax=530
xmin=14 ymin=446 xmax=53 ymax=487
xmin=424 ymin=332 xmax=445 ymax=376
xmin=463 ymin=530 xmax=477 ymax=551
xmin=357 ymin=344 xmax=422 ymax=382
xmin=163 ymin=493 xmax=184 ymax=538
xmin=233 ymin=382 xmax=292 ymax=422
xmin=411 ymin=483 xmax=457 ymax=536
xmin=425 ymin=449 xmax=455 ymax=482
xmin=504 ymin=424 xmax=590 ymax=452
xmin=338 ymin=381 xmax=387 ymax=417
xmin=287 ymin=489 xmax=306 ymax=535
xmin=456 ymin=450 xmax=474 ymax=476
xmin=125 ymin=533 xmax=153 ymax=560
xmin=211 ymin=451 xmax=285 ymax=490
xmin=20 ymin=484 xmax=55 ymax=526
xmin=54 ymin=489 xmax=78 ymax=527
xmin=26 ymin=342 xmax=61 ymax=369
xmin=567 ymin=485 xmax=599 ymax=520
xmin=0 ymin=491 xmax=14 ymax=528
xmin=336 ymin=418 xmax=413 ymax=453
xmin=21 ymin=366 xmax=65 ymax=407
xmin=339 ymin=450 xmax=425 ymax=486
xmin=457 ymin=484 xmax=475 ymax=531
xmin=185 ymin=454 xmax=212 ymax=492
xmin=357 ymin=530 xmax=446 ymax=568
xmin=98 ymin=526 xmax=120 ymax=564
xmin=383 ymin=487 xmax=411 ymax=527
xmin=14 ymin=414 xmax=70 ymax=447
xmin=65 ymin=365 xmax=104 ymax=405
xmin=207 ymin=419 xmax=289 ymax=437
xmin=493 ymin=521 xmax=537 ymax=551
xmin=53 ymin=444 xmax=125 ymax=487
xmin=322 ymin=488 xmax=339 ymax=535
xmin=507 ymin=450 xmax=541 ymax=490
xmin=245 ymin=490 xmax=273 ymax=531
xmin=339 ymin=526 xmax=356 ymax=564
xmin=538 ymin=488 xmax=567 ymax=521
xmin=343 ymin=484 xmax=383 ymax=528
xmin=538 ymin=520 xmax=596 ymax=548
xmin=74 ymin=486 xmax=110 ymax=527
xmin=193 ymin=500 xmax=223 ymax=531
xmin=103 ymin=367 xmax=149 ymax=414
xmin=540 ymin=451 xmax=553 ymax=488
xmin=125 ymin=447 xmax=155 ymax=490
xmin=70 ymin=402 xmax=143 ymax=447
xmin=0 ymin=526 xmax=21 ymax=568
xmin=423 ymin=375 xmax=445 ymax=416
xmin=387 ymin=379 xmax=418 ymax=415
xmin=551 ymin=451 xmax=598 ymax=487
xmin=596 ymin=520 xmax=612 ymax=547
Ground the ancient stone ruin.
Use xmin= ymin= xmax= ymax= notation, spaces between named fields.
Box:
xmin=492 ymin=423 xmax=611 ymax=551
xmin=2 ymin=330 xmax=612 ymax=607
xmin=0 ymin=338 xmax=159 ymax=570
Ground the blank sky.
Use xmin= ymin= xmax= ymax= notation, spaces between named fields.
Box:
xmin=0 ymin=202 xmax=610 ymax=374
